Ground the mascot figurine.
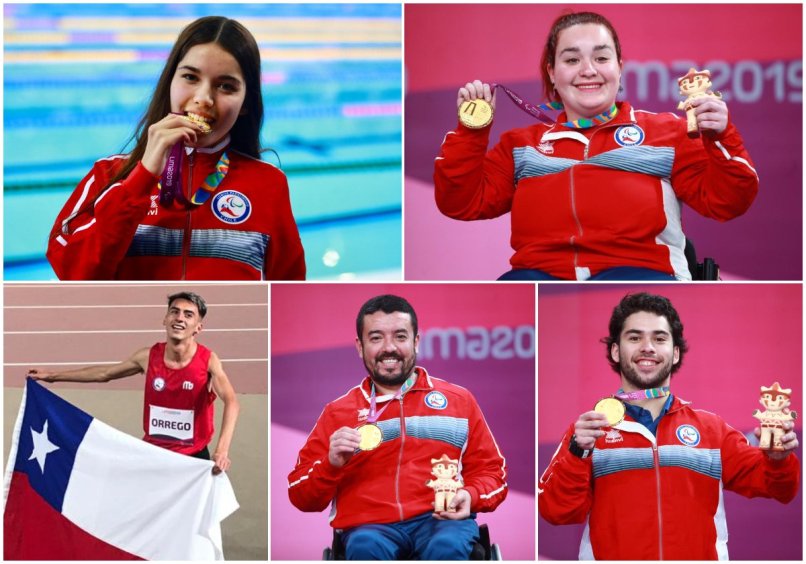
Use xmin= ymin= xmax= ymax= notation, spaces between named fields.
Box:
xmin=753 ymin=382 xmax=797 ymax=451
xmin=677 ymin=68 xmax=722 ymax=138
xmin=425 ymin=454 xmax=463 ymax=512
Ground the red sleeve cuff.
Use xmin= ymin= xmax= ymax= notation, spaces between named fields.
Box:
xmin=456 ymin=121 xmax=493 ymax=136
xmin=463 ymin=485 xmax=479 ymax=507
xmin=319 ymin=456 xmax=345 ymax=479
xmin=767 ymin=453 xmax=798 ymax=469
xmin=136 ymin=161 xmax=160 ymax=180
xmin=121 ymin=161 xmax=161 ymax=198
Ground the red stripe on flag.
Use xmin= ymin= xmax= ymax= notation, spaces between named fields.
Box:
xmin=4 ymin=470 xmax=144 ymax=560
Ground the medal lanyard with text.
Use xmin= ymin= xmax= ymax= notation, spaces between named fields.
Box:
xmin=356 ymin=373 xmax=417 ymax=452
xmin=614 ymin=386 xmax=671 ymax=402
xmin=594 ymin=386 xmax=671 ymax=426
xmin=458 ymin=82 xmax=618 ymax=130
xmin=367 ymin=373 xmax=417 ymax=423
xmin=159 ymin=143 xmax=230 ymax=209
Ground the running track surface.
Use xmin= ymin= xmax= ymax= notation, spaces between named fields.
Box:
xmin=4 ymin=282 xmax=267 ymax=393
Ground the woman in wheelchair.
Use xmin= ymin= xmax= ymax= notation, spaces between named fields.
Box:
xmin=434 ymin=11 xmax=758 ymax=281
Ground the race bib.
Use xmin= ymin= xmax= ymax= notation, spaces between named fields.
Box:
xmin=148 ymin=405 xmax=194 ymax=442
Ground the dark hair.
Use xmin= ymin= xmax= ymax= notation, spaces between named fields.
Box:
xmin=122 ymin=16 xmax=262 ymax=175
xmin=602 ymin=293 xmax=688 ymax=374
xmin=356 ymin=295 xmax=418 ymax=340
xmin=168 ymin=291 xmax=208 ymax=318
xmin=540 ymin=11 xmax=623 ymax=102
xmin=51 ymin=17 xmax=263 ymax=241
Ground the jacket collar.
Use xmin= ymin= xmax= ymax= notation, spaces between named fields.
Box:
xmin=359 ymin=366 xmax=433 ymax=403
xmin=614 ymin=394 xmax=691 ymax=444
xmin=553 ymin=101 xmax=635 ymax=129
xmin=667 ymin=394 xmax=691 ymax=413
xmin=541 ymin=101 xmax=636 ymax=144
xmin=184 ymin=135 xmax=230 ymax=157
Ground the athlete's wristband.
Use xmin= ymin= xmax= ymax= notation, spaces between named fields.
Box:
xmin=569 ymin=434 xmax=593 ymax=459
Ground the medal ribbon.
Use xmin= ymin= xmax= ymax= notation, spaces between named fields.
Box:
xmin=190 ymin=152 xmax=230 ymax=206
xmin=158 ymin=142 xmax=185 ymax=207
xmin=158 ymin=147 xmax=230 ymax=209
xmin=493 ymin=83 xmax=619 ymax=129
xmin=613 ymin=386 xmax=671 ymax=401
xmin=367 ymin=373 xmax=417 ymax=423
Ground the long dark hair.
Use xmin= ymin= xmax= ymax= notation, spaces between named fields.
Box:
xmin=116 ymin=16 xmax=263 ymax=184
xmin=51 ymin=16 xmax=263 ymax=240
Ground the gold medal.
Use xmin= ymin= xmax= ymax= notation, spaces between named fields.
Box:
xmin=182 ymin=112 xmax=212 ymax=134
xmin=594 ymin=397 xmax=626 ymax=426
xmin=356 ymin=423 xmax=383 ymax=451
xmin=458 ymin=98 xmax=493 ymax=129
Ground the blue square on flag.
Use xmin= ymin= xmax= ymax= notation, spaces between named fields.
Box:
xmin=14 ymin=379 xmax=92 ymax=512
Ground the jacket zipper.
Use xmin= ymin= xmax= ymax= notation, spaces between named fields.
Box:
xmin=394 ymin=396 xmax=406 ymax=521
xmin=181 ymin=151 xmax=195 ymax=280
xmin=651 ymin=406 xmax=678 ymax=560
xmin=652 ymin=441 xmax=664 ymax=559
xmin=568 ymin=167 xmax=584 ymax=275
xmin=568 ymin=138 xmax=593 ymax=278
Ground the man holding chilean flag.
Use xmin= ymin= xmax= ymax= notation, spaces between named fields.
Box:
xmin=4 ymin=378 xmax=239 ymax=559
xmin=5 ymin=290 xmax=241 ymax=559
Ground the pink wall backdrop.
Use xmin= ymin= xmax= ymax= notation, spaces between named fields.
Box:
xmin=405 ymin=4 xmax=802 ymax=280
xmin=272 ymin=283 xmax=536 ymax=559
xmin=537 ymin=284 xmax=802 ymax=560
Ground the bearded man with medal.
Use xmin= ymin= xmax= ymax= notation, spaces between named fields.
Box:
xmin=435 ymin=11 xmax=759 ymax=281
xmin=288 ymin=295 xmax=508 ymax=560
xmin=538 ymin=293 xmax=800 ymax=560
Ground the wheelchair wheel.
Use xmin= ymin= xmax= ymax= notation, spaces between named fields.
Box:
xmin=491 ymin=543 xmax=503 ymax=560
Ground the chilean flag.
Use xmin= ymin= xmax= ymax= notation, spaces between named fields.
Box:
xmin=3 ymin=379 xmax=238 ymax=560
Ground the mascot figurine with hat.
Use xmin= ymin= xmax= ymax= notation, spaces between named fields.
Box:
xmin=753 ymin=382 xmax=798 ymax=451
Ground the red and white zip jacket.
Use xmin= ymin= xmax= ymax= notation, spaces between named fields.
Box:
xmin=288 ymin=367 xmax=508 ymax=529
xmin=47 ymin=137 xmax=306 ymax=280
xmin=435 ymin=101 xmax=759 ymax=280
xmin=538 ymin=396 xmax=799 ymax=560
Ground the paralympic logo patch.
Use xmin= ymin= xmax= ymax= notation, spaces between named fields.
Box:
xmin=676 ymin=424 xmax=701 ymax=447
xmin=212 ymin=190 xmax=252 ymax=224
xmin=153 ymin=377 xmax=165 ymax=392
xmin=614 ymin=125 xmax=645 ymax=146
xmin=424 ymin=391 xmax=448 ymax=410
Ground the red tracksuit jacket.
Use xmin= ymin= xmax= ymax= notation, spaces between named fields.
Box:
xmin=538 ymin=396 xmax=799 ymax=559
xmin=47 ymin=137 xmax=305 ymax=280
xmin=435 ymin=101 xmax=759 ymax=280
xmin=288 ymin=367 xmax=508 ymax=529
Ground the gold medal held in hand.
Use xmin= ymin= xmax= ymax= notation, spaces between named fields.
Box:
xmin=356 ymin=423 xmax=383 ymax=451
xmin=458 ymin=98 xmax=493 ymax=129
xmin=594 ymin=397 xmax=626 ymax=427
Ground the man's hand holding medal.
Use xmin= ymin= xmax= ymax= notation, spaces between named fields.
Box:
xmin=572 ymin=411 xmax=610 ymax=451
xmin=328 ymin=427 xmax=361 ymax=467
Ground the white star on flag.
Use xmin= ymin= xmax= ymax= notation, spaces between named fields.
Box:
xmin=29 ymin=419 xmax=60 ymax=473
